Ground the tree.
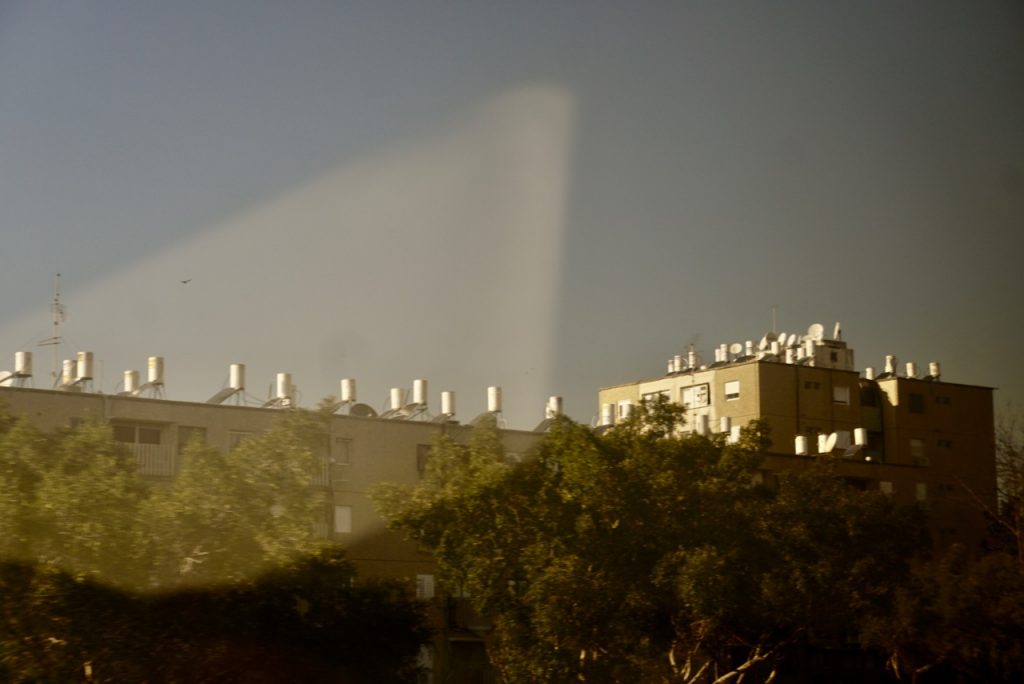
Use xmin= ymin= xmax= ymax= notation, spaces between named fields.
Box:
xmin=373 ymin=399 xmax=928 ymax=682
xmin=862 ymin=415 xmax=1024 ymax=682
xmin=0 ymin=404 xmax=431 ymax=682
xmin=140 ymin=407 xmax=333 ymax=588
xmin=0 ymin=549 xmax=430 ymax=683
xmin=0 ymin=405 xmax=331 ymax=589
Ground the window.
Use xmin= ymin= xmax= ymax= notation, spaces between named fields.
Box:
xmin=724 ymin=380 xmax=740 ymax=401
xmin=830 ymin=351 xmax=838 ymax=362
xmin=860 ymin=386 xmax=879 ymax=407
xmin=879 ymin=481 xmax=893 ymax=495
xmin=113 ymin=423 xmax=162 ymax=445
xmin=416 ymin=574 xmax=435 ymax=600
xmin=803 ymin=381 xmax=821 ymax=390
xmin=177 ymin=426 xmax=206 ymax=454
xmin=915 ymin=483 xmax=928 ymax=506
xmin=332 ymin=438 xmax=352 ymax=482
xmin=416 ymin=444 xmax=432 ymax=478
xmin=680 ymin=383 xmax=710 ymax=408
xmin=832 ymin=386 xmax=850 ymax=405
xmin=334 ymin=505 xmax=352 ymax=534
xmin=910 ymin=439 xmax=928 ymax=466
xmin=229 ymin=430 xmax=254 ymax=450
xmin=333 ymin=437 xmax=352 ymax=465
xmin=909 ymin=393 xmax=926 ymax=414
xmin=641 ymin=390 xmax=668 ymax=404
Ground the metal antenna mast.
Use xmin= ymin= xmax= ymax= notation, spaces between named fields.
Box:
xmin=37 ymin=273 xmax=65 ymax=387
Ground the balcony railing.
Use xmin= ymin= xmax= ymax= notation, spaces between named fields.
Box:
xmin=131 ymin=443 xmax=177 ymax=478
xmin=312 ymin=456 xmax=332 ymax=488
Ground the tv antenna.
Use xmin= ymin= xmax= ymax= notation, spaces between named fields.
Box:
xmin=37 ymin=273 xmax=66 ymax=387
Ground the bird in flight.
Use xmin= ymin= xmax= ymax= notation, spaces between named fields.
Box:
xmin=180 ymin=279 xmax=192 ymax=284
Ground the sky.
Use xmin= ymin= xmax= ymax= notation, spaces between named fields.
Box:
xmin=1 ymin=1 xmax=1022 ymax=430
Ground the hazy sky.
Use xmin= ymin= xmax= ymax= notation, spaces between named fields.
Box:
xmin=1 ymin=2 xmax=1022 ymax=429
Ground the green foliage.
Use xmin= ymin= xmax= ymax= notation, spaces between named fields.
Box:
xmin=141 ymin=408 xmax=331 ymax=588
xmin=860 ymin=415 xmax=1024 ymax=681
xmin=0 ymin=549 xmax=429 ymax=683
xmin=0 ymin=405 xmax=430 ymax=681
xmin=862 ymin=546 xmax=1024 ymax=682
xmin=373 ymin=402 xmax=930 ymax=682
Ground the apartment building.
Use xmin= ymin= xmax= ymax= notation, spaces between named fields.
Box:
xmin=598 ymin=323 xmax=997 ymax=552
xmin=0 ymin=359 xmax=541 ymax=684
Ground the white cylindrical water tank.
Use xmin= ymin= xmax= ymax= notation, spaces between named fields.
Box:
xmin=600 ymin=403 xmax=615 ymax=426
xmin=275 ymin=373 xmax=293 ymax=401
xmin=340 ymin=378 xmax=356 ymax=403
xmin=673 ymin=355 xmax=683 ymax=373
xmin=770 ymin=340 xmax=780 ymax=356
xmin=719 ymin=343 xmax=728 ymax=360
xmin=487 ymin=386 xmax=502 ymax=413
xmin=817 ymin=433 xmax=829 ymax=454
xmin=928 ymin=361 xmax=941 ymax=380
xmin=687 ymin=349 xmax=697 ymax=368
xmin=729 ymin=425 xmax=742 ymax=444
xmin=785 ymin=348 xmax=795 ymax=364
xmin=148 ymin=356 xmax=165 ymax=385
xmin=76 ymin=351 xmax=94 ymax=381
xmin=745 ymin=340 xmax=754 ymax=357
xmin=884 ymin=355 xmax=896 ymax=375
xmin=804 ymin=339 xmax=815 ymax=359
xmin=696 ymin=414 xmax=709 ymax=435
xmin=441 ymin=391 xmax=456 ymax=417
xmin=795 ymin=435 xmax=808 ymax=455
xmin=14 ymin=351 xmax=32 ymax=377
xmin=720 ymin=416 xmax=732 ymax=433
xmin=854 ymin=428 xmax=867 ymax=446
xmin=124 ymin=370 xmax=139 ymax=393
xmin=546 ymin=395 xmax=563 ymax=419
xmin=390 ymin=387 xmax=405 ymax=410
xmin=276 ymin=372 xmax=293 ymax=400
xmin=667 ymin=359 xmax=675 ymax=374
xmin=906 ymin=362 xmax=918 ymax=378
xmin=230 ymin=364 xmax=245 ymax=391
xmin=62 ymin=359 xmax=75 ymax=385
xmin=865 ymin=367 xmax=875 ymax=380
xmin=413 ymin=379 xmax=428 ymax=406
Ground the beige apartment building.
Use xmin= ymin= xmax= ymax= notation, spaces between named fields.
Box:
xmin=598 ymin=324 xmax=997 ymax=552
xmin=0 ymin=368 xmax=541 ymax=684
xmin=0 ymin=324 xmax=999 ymax=680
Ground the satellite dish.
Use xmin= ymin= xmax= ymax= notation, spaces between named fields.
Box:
xmin=833 ymin=321 xmax=842 ymax=340
xmin=729 ymin=342 xmax=743 ymax=355
xmin=808 ymin=323 xmax=825 ymax=341
xmin=758 ymin=336 xmax=769 ymax=351
xmin=349 ymin=403 xmax=378 ymax=418
xmin=824 ymin=432 xmax=838 ymax=453
xmin=777 ymin=332 xmax=787 ymax=347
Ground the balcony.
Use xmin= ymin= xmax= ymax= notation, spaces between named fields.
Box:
xmin=130 ymin=443 xmax=177 ymax=478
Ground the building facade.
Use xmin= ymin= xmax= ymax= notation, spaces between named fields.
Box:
xmin=597 ymin=324 xmax=997 ymax=552
xmin=0 ymin=378 xmax=541 ymax=683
